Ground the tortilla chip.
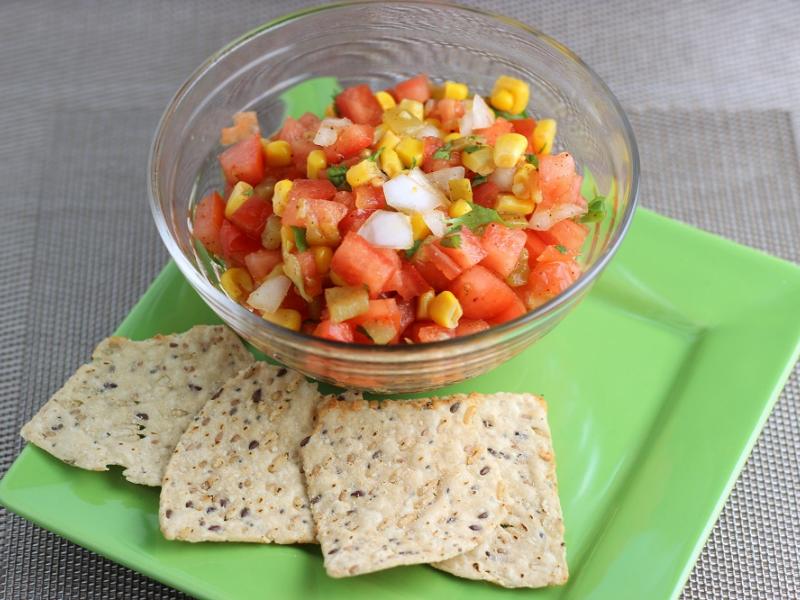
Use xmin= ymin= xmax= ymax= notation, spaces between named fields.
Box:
xmin=20 ymin=325 xmax=253 ymax=486
xmin=300 ymin=395 xmax=504 ymax=578
xmin=433 ymin=392 xmax=568 ymax=588
xmin=159 ymin=362 xmax=320 ymax=544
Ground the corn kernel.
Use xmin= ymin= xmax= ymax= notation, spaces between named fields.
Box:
xmin=346 ymin=159 xmax=385 ymax=188
xmin=416 ymin=289 xmax=436 ymax=320
xmin=429 ymin=290 xmax=463 ymax=329
xmin=272 ymin=179 xmax=293 ymax=216
xmin=493 ymin=133 xmax=528 ymax=169
xmin=410 ymin=212 xmax=430 ymax=240
xmin=533 ymin=119 xmax=557 ymax=155
xmin=395 ymin=136 xmax=424 ymax=168
xmin=377 ymin=129 xmax=400 ymax=150
xmin=461 ymin=146 xmax=495 ymax=176
xmin=448 ymin=199 xmax=473 ymax=218
xmin=443 ymin=132 xmax=461 ymax=143
xmin=448 ymin=178 xmax=473 ymax=203
xmin=380 ymin=148 xmax=404 ymax=178
xmin=491 ymin=75 xmax=530 ymax=115
xmin=306 ymin=149 xmax=327 ymax=179
xmin=443 ymin=81 xmax=469 ymax=101
xmin=261 ymin=308 xmax=302 ymax=331
xmin=224 ymin=181 xmax=254 ymax=218
xmin=398 ymin=99 xmax=424 ymax=121
xmin=489 ymin=88 xmax=515 ymax=112
xmin=382 ymin=106 xmax=424 ymax=134
xmin=329 ymin=270 xmax=347 ymax=286
xmin=495 ymin=193 xmax=535 ymax=215
xmin=263 ymin=140 xmax=292 ymax=167
xmin=374 ymin=91 xmax=396 ymax=111
xmin=220 ymin=268 xmax=253 ymax=302
xmin=311 ymin=245 xmax=332 ymax=275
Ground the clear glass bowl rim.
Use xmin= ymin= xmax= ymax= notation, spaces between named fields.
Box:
xmin=147 ymin=0 xmax=640 ymax=359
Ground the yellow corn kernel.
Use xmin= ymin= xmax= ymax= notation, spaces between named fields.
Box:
xmin=311 ymin=245 xmax=332 ymax=275
xmin=398 ymin=99 xmax=424 ymax=121
xmin=424 ymin=117 xmax=442 ymax=129
xmin=346 ymin=159 xmax=385 ymax=188
xmin=461 ymin=146 xmax=495 ymax=176
xmin=512 ymin=163 xmax=536 ymax=197
xmin=379 ymin=148 xmax=403 ymax=178
xmin=329 ymin=270 xmax=347 ymax=286
xmin=263 ymin=140 xmax=293 ymax=167
xmin=224 ymin=181 xmax=254 ymax=218
xmin=272 ymin=179 xmax=293 ymax=216
xmin=261 ymin=308 xmax=302 ymax=331
xmin=495 ymin=193 xmax=535 ymax=215
xmin=416 ymin=289 xmax=436 ymax=320
xmin=382 ymin=106 xmax=424 ymax=134
xmin=410 ymin=212 xmax=430 ymax=240
xmin=443 ymin=132 xmax=461 ymax=143
xmin=378 ymin=129 xmax=400 ymax=150
xmin=374 ymin=90 xmax=396 ymax=111
xmin=491 ymin=75 xmax=530 ymax=115
xmin=443 ymin=81 xmax=469 ymax=101
xmin=220 ymin=268 xmax=253 ymax=303
xmin=448 ymin=199 xmax=473 ymax=218
xmin=395 ymin=136 xmax=424 ymax=168
xmin=533 ymin=119 xmax=557 ymax=155
xmin=489 ymin=88 xmax=515 ymax=112
xmin=448 ymin=178 xmax=473 ymax=203
xmin=324 ymin=103 xmax=337 ymax=117
xmin=429 ymin=290 xmax=463 ymax=329
xmin=306 ymin=149 xmax=327 ymax=179
xmin=280 ymin=224 xmax=295 ymax=256
xmin=493 ymin=133 xmax=528 ymax=169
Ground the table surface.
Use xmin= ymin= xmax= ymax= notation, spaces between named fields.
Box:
xmin=0 ymin=1 xmax=798 ymax=598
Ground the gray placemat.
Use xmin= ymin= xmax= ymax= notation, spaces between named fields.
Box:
xmin=0 ymin=1 xmax=798 ymax=598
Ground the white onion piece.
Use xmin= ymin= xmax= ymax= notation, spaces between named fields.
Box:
xmin=407 ymin=167 xmax=449 ymax=204
xmin=489 ymin=167 xmax=515 ymax=192
xmin=313 ymin=117 xmax=352 ymax=147
xmin=427 ymin=166 xmax=466 ymax=192
xmin=413 ymin=124 xmax=442 ymax=140
xmin=357 ymin=210 xmax=414 ymax=249
xmin=528 ymin=204 xmax=586 ymax=231
xmin=458 ymin=105 xmax=474 ymax=136
xmin=384 ymin=169 xmax=447 ymax=213
xmin=247 ymin=274 xmax=291 ymax=313
xmin=424 ymin=98 xmax=436 ymax=116
xmin=422 ymin=209 xmax=447 ymax=237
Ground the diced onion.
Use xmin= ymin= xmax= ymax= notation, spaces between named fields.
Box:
xmin=422 ymin=209 xmax=447 ymax=237
xmin=528 ymin=204 xmax=586 ymax=231
xmin=427 ymin=166 xmax=466 ymax=192
xmin=384 ymin=168 xmax=447 ymax=213
xmin=459 ymin=94 xmax=495 ymax=135
xmin=489 ymin=167 xmax=515 ymax=192
xmin=357 ymin=210 xmax=414 ymax=249
xmin=413 ymin=124 xmax=442 ymax=140
xmin=313 ymin=117 xmax=352 ymax=147
xmin=247 ymin=274 xmax=291 ymax=313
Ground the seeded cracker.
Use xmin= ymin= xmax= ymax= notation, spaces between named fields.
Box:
xmin=301 ymin=395 xmax=504 ymax=577
xmin=159 ymin=362 xmax=320 ymax=544
xmin=20 ymin=325 xmax=253 ymax=486
xmin=433 ymin=392 xmax=568 ymax=588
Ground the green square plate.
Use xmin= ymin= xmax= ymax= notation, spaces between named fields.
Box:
xmin=2 ymin=208 xmax=800 ymax=599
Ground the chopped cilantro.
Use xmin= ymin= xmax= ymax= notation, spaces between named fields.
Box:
xmin=292 ymin=226 xmax=308 ymax=252
xmin=493 ymin=108 xmax=530 ymax=120
xmin=578 ymin=167 xmax=608 ymax=223
xmin=580 ymin=198 xmax=607 ymax=223
xmin=327 ymin=164 xmax=350 ymax=190
xmin=525 ymin=153 xmax=539 ymax=167
xmin=471 ymin=174 xmax=488 ymax=187
xmin=555 ymin=244 xmax=568 ymax=254
xmin=405 ymin=239 xmax=422 ymax=259
xmin=440 ymin=233 xmax=462 ymax=249
xmin=446 ymin=203 xmax=505 ymax=234
xmin=409 ymin=156 xmax=418 ymax=170
xmin=432 ymin=142 xmax=453 ymax=160
xmin=463 ymin=144 xmax=482 ymax=154
xmin=367 ymin=147 xmax=384 ymax=162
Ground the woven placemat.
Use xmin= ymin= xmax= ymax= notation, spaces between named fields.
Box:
xmin=0 ymin=1 xmax=797 ymax=598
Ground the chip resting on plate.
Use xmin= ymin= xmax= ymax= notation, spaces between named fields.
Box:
xmin=432 ymin=392 xmax=568 ymax=588
xmin=159 ymin=362 xmax=321 ymax=544
xmin=20 ymin=325 xmax=253 ymax=486
xmin=300 ymin=395 xmax=504 ymax=577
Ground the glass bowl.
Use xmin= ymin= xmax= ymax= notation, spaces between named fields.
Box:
xmin=148 ymin=1 xmax=639 ymax=393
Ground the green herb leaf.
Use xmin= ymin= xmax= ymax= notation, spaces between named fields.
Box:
xmin=525 ymin=153 xmax=539 ymax=167
xmin=404 ymin=239 xmax=422 ymax=259
xmin=555 ymin=244 xmax=568 ymax=254
xmin=493 ymin=108 xmax=530 ymax=120
xmin=292 ymin=226 xmax=309 ymax=252
xmin=446 ymin=203 xmax=505 ymax=234
xmin=409 ymin=156 xmax=418 ymax=170
xmin=367 ymin=147 xmax=384 ymax=162
xmin=327 ymin=164 xmax=350 ymax=190
xmin=471 ymin=174 xmax=488 ymax=187
xmin=432 ymin=142 xmax=453 ymax=160
xmin=579 ymin=198 xmax=607 ymax=223
xmin=440 ymin=233 xmax=462 ymax=249
xmin=463 ymin=144 xmax=482 ymax=154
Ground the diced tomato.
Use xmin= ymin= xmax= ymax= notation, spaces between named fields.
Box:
xmin=298 ymin=112 xmax=321 ymax=131
xmin=335 ymin=124 xmax=374 ymax=159
xmin=510 ymin=118 xmax=536 ymax=151
xmin=479 ymin=223 xmax=527 ymax=278
xmin=413 ymin=242 xmax=463 ymax=290
xmin=474 ymin=118 xmax=513 ymax=146
xmin=229 ymin=197 xmax=272 ymax=238
xmin=276 ymin=117 xmax=305 ymax=143
xmin=333 ymin=190 xmax=356 ymax=212
xmin=218 ymin=134 xmax=265 ymax=186
xmin=193 ymin=192 xmax=225 ymax=255
xmin=393 ymin=74 xmax=431 ymax=103
xmin=438 ymin=226 xmax=487 ymax=270
xmin=539 ymin=152 xmax=579 ymax=205
xmin=331 ymin=232 xmax=400 ymax=295
xmin=488 ymin=294 xmax=526 ymax=325
xmin=219 ymin=219 xmax=261 ymax=266
xmin=354 ymin=185 xmax=387 ymax=210
xmin=472 ymin=182 xmax=500 ymax=208
xmin=524 ymin=230 xmax=548 ymax=263
xmin=243 ymin=249 xmax=282 ymax=282
xmin=282 ymin=198 xmax=347 ymax=232
xmin=430 ymin=99 xmax=465 ymax=130
xmin=449 ymin=265 xmax=518 ymax=320
xmin=348 ymin=298 xmax=402 ymax=330
xmin=406 ymin=322 xmax=454 ymax=343
xmin=281 ymin=287 xmax=310 ymax=320
xmin=288 ymin=179 xmax=336 ymax=202
xmin=338 ymin=208 xmax=376 ymax=236
xmin=313 ymin=320 xmax=355 ymax=343
xmin=296 ymin=251 xmax=323 ymax=297
xmin=323 ymin=145 xmax=344 ymax=165
xmin=526 ymin=256 xmax=581 ymax=299
xmin=537 ymin=245 xmax=578 ymax=263
xmin=537 ymin=219 xmax=588 ymax=253
xmin=397 ymin=300 xmax=416 ymax=334
xmin=220 ymin=111 xmax=260 ymax=146
xmin=383 ymin=263 xmax=432 ymax=301
xmin=335 ymin=84 xmax=383 ymax=126
xmin=455 ymin=319 xmax=490 ymax=337
xmin=421 ymin=137 xmax=462 ymax=172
